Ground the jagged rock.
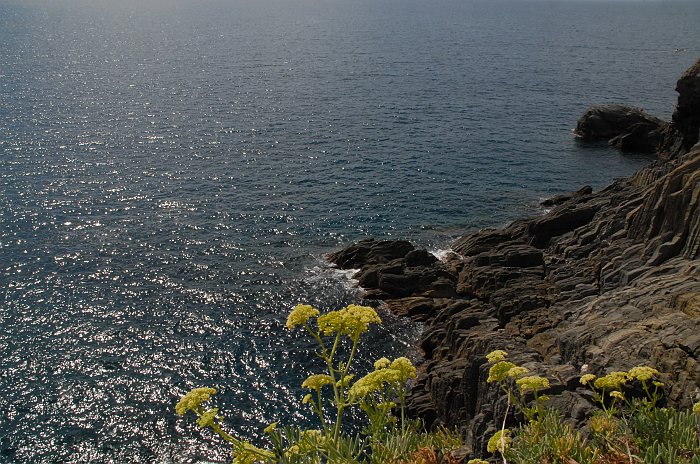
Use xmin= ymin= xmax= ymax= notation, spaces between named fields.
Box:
xmin=575 ymin=104 xmax=667 ymax=153
xmin=327 ymin=238 xmax=414 ymax=269
xmin=540 ymin=185 xmax=593 ymax=207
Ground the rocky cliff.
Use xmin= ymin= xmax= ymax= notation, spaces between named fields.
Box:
xmin=328 ymin=59 xmax=700 ymax=458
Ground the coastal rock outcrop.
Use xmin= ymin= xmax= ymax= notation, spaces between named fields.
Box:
xmin=574 ymin=104 xmax=667 ymax=153
xmin=328 ymin=59 xmax=700 ymax=459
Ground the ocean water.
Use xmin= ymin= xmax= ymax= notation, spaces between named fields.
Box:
xmin=1 ymin=0 xmax=699 ymax=461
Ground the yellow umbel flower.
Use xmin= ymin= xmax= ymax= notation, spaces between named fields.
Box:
xmin=594 ymin=371 xmax=628 ymax=390
xmin=196 ymin=408 xmax=219 ymax=428
xmin=487 ymin=429 xmax=512 ymax=453
xmin=467 ymin=460 xmax=489 ymax=464
xmin=317 ymin=304 xmax=381 ymax=338
xmin=516 ymin=375 xmax=550 ymax=393
xmin=175 ymin=387 xmax=217 ymax=415
xmin=693 ymin=401 xmax=700 ymax=414
xmin=302 ymin=393 xmax=313 ymax=404
xmin=486 ymin=350 xmax=508 ymax=363
xmin=610 ymin=391 xmax=625 ymax=400
xmin=350 ymin=370 xmax=396 ymax=397
xmin=390 ymin=357 xmax=416 ymax=381
xmin=286 ymin=304 xmax=320 ymax=330
xmin=487 ymin=361 xmax=516 ymax=383
xmin=580 ymin=374 xmax=596 ymax=386
xmin=374 ymin=357 xmax=391 ymax=370
xmin=628 ymin=366 xmax=659 ymax=381
xmin=506 ymin=366 xmax=529 ymax=379
xmin=302 ymin=374 xmax=334 ymax=390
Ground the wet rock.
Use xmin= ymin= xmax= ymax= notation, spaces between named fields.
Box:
xmin=327 ymin=238 xmax=414 ymax=269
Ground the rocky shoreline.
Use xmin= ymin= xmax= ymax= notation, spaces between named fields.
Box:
xmin=328 ymin=59 xmax=700 ymax=458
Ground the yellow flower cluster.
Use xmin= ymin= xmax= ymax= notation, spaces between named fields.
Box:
xmin=610 ymin=391 xmax=625 ymax=400
xmin=693 ymin=401 xmax=700 ymax=414
xmin=579 ymin=374 xmax=596 ymax=386
xmin=175 ymin=387 xmax=217 ymax=416
xmin=467 ymin=460 xmax=489 ymax=464
xmin=580 ymin=365 xmax=661 ymax=390
xmin=486 ymin=350 xmax=508 ymax=363
xmin=628 ymin=366 xmax=660 ymax=381
xmin=302 ymin=374 xmax=334 ymax=391
xmin=516 ymin=375 xmax=550 ymax=393
xmin=593 ymin=371 xmax=628 ymax=390
xmin=507 ymin=366 xmax=529 ymax=379
xmin=317 ymin=304 xmax=381 ymax=338
xmin=196 ymin=408 xmax=219 ymax=428
xmin=374 ymin=357 xmax=391 ymax=370
xmin=286 ymin=304 xmax=320 ymax=330
xmin=349 ymin=357 xmax=416 ymax=398
xmin=390 ymin=357 xmax=417 ymax=381
xmin=487 ymin=428 xmax=512 ymax=453
xmin=487 ymin=361 xmax=516 ymax=383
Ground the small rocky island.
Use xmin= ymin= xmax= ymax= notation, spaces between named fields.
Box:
xmin=328 ymin=59 xmax=700 ymax=456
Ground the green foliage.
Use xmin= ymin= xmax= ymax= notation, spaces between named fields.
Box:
xmin=176 ymin=303 xmax=463 ymax=463
xmin=485 ymin=350 xmax=700 ymax=464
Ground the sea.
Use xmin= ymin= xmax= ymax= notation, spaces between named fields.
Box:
xmin=1 ymin=0 xmax=699 ymax=461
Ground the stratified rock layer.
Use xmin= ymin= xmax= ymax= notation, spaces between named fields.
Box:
xmin=327 ymin=59 xmax=700 ymax=458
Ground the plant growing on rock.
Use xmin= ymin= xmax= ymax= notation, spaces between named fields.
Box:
xmin=176 ymin=303 xmax=463 ymax=463
xmin=482 ymin=351 xmax=700 ymax=464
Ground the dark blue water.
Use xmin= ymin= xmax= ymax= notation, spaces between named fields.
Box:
xmin=1 ymin=0 xmax=699 ymax=461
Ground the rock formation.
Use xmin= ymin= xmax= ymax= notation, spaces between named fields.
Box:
xmin=328 ymin=59 xmax=700 ymax=459
xmin=574 ymin=104 xmax=667 ymax=153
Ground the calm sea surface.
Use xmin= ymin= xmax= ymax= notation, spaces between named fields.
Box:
xmin=1 ymin=0 xmax=699 ymax=461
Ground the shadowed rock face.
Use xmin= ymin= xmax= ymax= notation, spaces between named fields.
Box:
xmin=574 ymin=104 xmax=667 ymax=153
xmin=327 ymin=59 xmax=700 ymax=458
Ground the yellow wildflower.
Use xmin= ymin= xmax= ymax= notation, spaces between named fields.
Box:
xmin=390 ymin=357 xmax=417 ymax=381
xmin=336 ymin=374 xmax=354 ymax=387
xmin=487 ymin=429 xmax=512 ymax=453
xmin=302 ymin=393 xmax=313 ymax=404
xmin=516 ymin=375 xmax=550 ymax=393
xmin=374 ymin=357 xmax=391 ymax=370
xmin=302 ymin=374 xmax=334 ymax=390
xmin=506 ymin=366 xmax=529 ymax=379
xmin=286 ymin=304 xmax=320 ymax=330
xmin=594 ymin=371 xmax=628 ymax=390
xmin=610 ymin=391 xmax=625 ymax=401
xmin=580 ymin=374 xmax=596 ymax=386
xmin=263 ymin=422 xmax=277 ymax=434
xmin=487 ymin=361 xmax=516 ymax=383
xmin=175 ymin=387 xmax=217 ymax=415
xmin=653 ymin=381 xmax=664 ymax=388
xmin=693 ymin=401 xmax=700 ymax=414
xmin=627 ymin=366 xmax=659 ymax=382
xmin=196 ymin=408 xmax=218 ymax=428
xmin=467 ymin=460 xmax=489 ymax=464
xmin=486 ymin=350 xmax=508 ymax=363
xmin=317 ymin=304 xmax=381 ymax=338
